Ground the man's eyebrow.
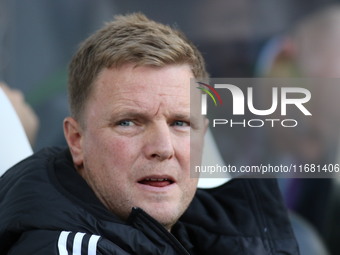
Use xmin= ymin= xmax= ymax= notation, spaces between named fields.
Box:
xmin=171 ymin=113 xmax=190 ymax=120
xmin=108 ymin=109 xmax=194 ymax=122
xmin=109 ymin=111 xmax=149 ymax=120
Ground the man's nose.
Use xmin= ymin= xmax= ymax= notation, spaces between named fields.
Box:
xmin=143 ymin=122 xmax=175 ymax=161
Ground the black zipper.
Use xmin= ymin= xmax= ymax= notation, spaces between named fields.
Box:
xmin=244 ymin=180 xmax=274 ymax=255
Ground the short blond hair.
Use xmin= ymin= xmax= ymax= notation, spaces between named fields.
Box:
xmin=68 ymin=13 xmax=208 ymax=122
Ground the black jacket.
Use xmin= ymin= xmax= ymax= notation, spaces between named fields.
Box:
xmin=0 ymin=148 xmax=299 ymax=254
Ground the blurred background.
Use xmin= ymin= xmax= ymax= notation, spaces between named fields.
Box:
xmin=1 ymin=0 xmax=340 ymax=254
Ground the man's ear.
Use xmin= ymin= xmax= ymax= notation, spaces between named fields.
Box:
xmin=63 ymin=117 xmax=83 ymax=167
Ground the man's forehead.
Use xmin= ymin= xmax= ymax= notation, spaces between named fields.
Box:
xmin=93 ymin=78 xmax=190 ymax=104
xmin=87 ymin=64 xmax=193 ymax=115
xmin=110 ymin=96 xmax=190 ymax=116
xmin=107 ymin=81 xmax=190 ymax=98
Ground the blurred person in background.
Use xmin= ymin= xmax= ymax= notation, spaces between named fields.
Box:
xmin=1 ymin=82 xmax=39 ymax=146
xmin=0 ymin=82 xmax=39 ymax=175
xmin=256 ymin=5 xmax=340 ymax=255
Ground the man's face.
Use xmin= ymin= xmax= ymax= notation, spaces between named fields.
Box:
xmin=65 ymin=64 xmax=207 ymax=230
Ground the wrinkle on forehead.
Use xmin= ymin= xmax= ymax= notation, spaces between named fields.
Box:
xmin=88 ymin=64 xmax=192 ymax=120
xmin=119 ymin=88 xmax=187 ymax=106
xmin=153 ymin=102 xmax=162 ymax=117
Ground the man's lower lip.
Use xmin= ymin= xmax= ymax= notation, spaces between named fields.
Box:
xmin=136 ymin=182 xmax=175 ymax=191
xmin=139 ymin=180 xmax=172 ymax=187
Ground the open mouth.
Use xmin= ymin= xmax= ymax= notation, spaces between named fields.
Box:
xmin=138 ymin=177 xmax=175 ymax=187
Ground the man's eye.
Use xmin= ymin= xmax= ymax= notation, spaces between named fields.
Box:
xmin=118 ymin=120 xmax=134 ymax=126
xmin=172 ymin=121 xmax=189 ymax=127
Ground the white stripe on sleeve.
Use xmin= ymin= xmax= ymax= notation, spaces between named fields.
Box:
xmin=88 ymin=235 xmax=101 ymax=255
xmin=58 ymin=231 xmax=71 ymax=255
xmin=72 ymin=232 xmax=86 ymax=255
